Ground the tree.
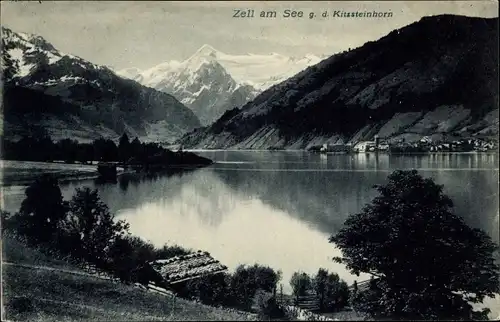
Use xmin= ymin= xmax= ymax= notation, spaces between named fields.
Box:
xmin=290 ymin=271 xmax=311 ymax=304
xmin=106 ymin=235 xmax=137 ymax=282
xmin=93 ymin=138 xmax=118 ymax=161
xmin=18 ymin=174 xmax=68 ymax=244
xmin=349 ymin=276 xmax=385 ymax=317
xmin=314 ymin=268 xmax=328 ymax=310
xmin=57 ymin=138 xmax=79 ymax=163
xmin=313 ymin=268 xmax=350 ymax=312
xmin=254 ymin=289 xmax=286 ymax=320
xmin=62 ymin=188 xmax=129 ymax=265
xmin=185 ymin=273 xmax=230 ymax=306
xmin=106 ymin=235 xmax=164 ymax=285
xmin=129 ymin=137 xmax=142 ymax=161
xmin=330 ymin=170 xmax=500 ymax=320
xmin=154 ymin=244 xmax=191 ymax=259
xmin=325 ymin=274 xmax=349 ymax=311
xmin=76 ymin=143 xmax=94 ymax=164
xmin=229 ymin=264 xmax=281 ymax=310
xmin=349 ymin=280 xmax=359 ymax=307
xmin=118 ymin=133 xmax=131 ymax=162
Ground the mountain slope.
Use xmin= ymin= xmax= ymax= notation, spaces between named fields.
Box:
xmin=178 ymin=15 xmax=499 ymax=150
xmin=117 ymin=45 xmax=323 ymax=125
xmin=1 ymin=27 xmax=201 ymax=143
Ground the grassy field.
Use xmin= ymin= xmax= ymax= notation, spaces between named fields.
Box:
xmin=1 ymin=160 xmax=99 ymax=186
xmin=1 ymin=235 xmax=256 ymax=321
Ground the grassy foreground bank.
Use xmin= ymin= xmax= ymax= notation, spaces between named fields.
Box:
xmin=1 ymin=234 xmax=256 ymax=321
xmin=1 ymin=160 xmax=100 ymax=186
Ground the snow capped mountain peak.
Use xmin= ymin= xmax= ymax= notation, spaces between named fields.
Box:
xmin=183 ymin=50 xmax=221 ymax=74
xmin=117 ymin=45 xmax=326 ymax=91
xmin=2 ymin=26 xmax=107 ymax=81
xmin=124 ymin=50 xmax=252 ymax=125
xmin=192 ymin=44 xmax=219 ymax=58
xmin=115 ymin=45 xmax=326 ymax=125
xmin=3 ymin=27 xmax=64 ymax=56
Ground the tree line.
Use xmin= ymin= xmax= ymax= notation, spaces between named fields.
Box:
xmin=1 ymin=174 xmax=191 ymax=285
xmin=1 ymin=133 xmax=212 ymax=167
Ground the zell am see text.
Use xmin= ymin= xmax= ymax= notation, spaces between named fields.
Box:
xmin=233 ymin=9 xmax=394 ymax=18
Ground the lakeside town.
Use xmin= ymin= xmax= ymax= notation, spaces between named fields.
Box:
xmin=310 ymin=136 xmax=499 ymax=154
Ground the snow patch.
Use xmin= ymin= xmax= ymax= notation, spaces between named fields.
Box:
xmin=8 ymin=48 xmax=35 ymax=77
xmin=46 ymin=51 xmax=62 ymax=65
xmin=8 ymin=48 xmax=24 ymax=62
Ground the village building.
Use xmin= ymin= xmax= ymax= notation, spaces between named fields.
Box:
xmin=420 ymin=136 xmax=433 ymax=144
xmin=320 ymin=143 xmax=350 ymax=153
xmin=352 ymin=135 xmax=389 ymax=152
xmin=378 ymin=143 xmax=390 ymax=151
xmin=353 ymin=141 xmax=376 ymax=152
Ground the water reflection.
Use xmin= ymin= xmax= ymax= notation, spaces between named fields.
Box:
xmin=211 ymin=167 xmax=378 ymax=235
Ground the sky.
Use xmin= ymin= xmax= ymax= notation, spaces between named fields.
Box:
xmin=2 ymin=1 xmax=498 ymax=70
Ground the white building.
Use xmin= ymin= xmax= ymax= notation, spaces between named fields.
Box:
xmin=378 ymin=143 xmax=390 ymax=151
xmin=420 ymin=136 xmax=432 ymax=143
xmin=353 ymin=141 xmax=376 ymax=152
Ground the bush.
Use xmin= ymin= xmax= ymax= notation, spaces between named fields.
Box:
xmin=17 ymin=174 xmax=68 ymax=245
xmin=349 ymin=277 xmax=385 ymax=317
xmin=313 ymin=268 xmax=350 ymax=312
xmin=154 ymin=244 xmax=191 ymax=259
xmin=290 ymin=271 xmax=312 ymax=304
xmin=106 ymin=235 xmax=151 ymax=284
xmin=229 ymin=264 xmax=282 ymax=310
xmin=60 ymin=187 xmax=129 ymax=265
xmin=175 ymin=263 xmax=282 ymax=312
xmin=254 ymin=289 xmax=286 ymax=320
xmin=183 ymin=273 xmax=231 ymax=306
xmin=1 ymin=211 xmax=22 ymax=233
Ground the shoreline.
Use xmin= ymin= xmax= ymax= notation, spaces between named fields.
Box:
xmin=185 ymin=149 xmax=498 ymax=154
xmin=0 ymin=161 xmax=160 ymax=187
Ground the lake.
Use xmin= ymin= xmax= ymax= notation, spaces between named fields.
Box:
xmin=2 ymin=151 xmax=499 ymax=295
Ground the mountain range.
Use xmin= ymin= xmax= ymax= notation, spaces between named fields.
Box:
xmin=178 ymin=15 xmax=499 ymax=150
xmin=1 ymin=27 xmax=200 ymax=143
xmin=117 ymin=45 xmax=325 ymax=125
xmin=2 ymin=15 xmax=498 ymax=149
